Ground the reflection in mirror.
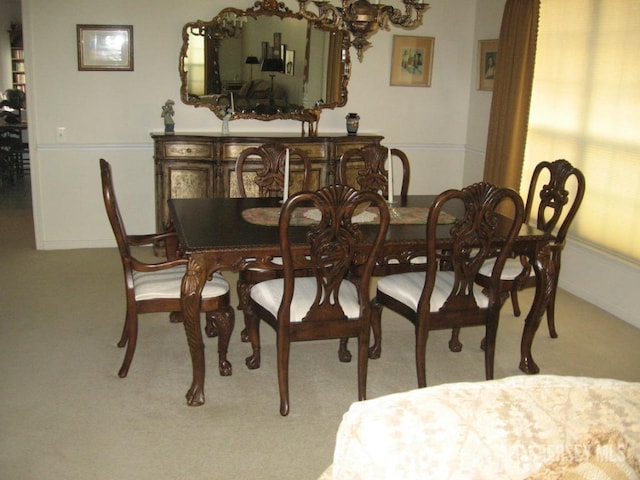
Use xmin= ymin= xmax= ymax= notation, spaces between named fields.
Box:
xmin=179 ymin=1 xmax=350 ymax=133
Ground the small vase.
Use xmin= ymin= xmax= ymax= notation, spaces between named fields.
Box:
xmin=346 ymin=113 xmax=360 ymax=135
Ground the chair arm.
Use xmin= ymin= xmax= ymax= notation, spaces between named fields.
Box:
xmin=129 ymin=257 xmax=188 ymax=273
xmin=127 ymin=231 xmax=177 ymax=247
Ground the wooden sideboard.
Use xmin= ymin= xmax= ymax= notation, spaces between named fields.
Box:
xmin=151 ymin=132 xmax=384 ymax=232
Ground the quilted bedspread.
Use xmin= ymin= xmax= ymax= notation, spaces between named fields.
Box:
xmin=320 ymin=375 xmax=640 ymax=479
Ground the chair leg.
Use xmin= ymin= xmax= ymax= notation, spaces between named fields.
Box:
xmin=510 ymin=288 xmax=522 ymax=317
xmin=357 ymin=328 xmax=370 ymax=401
xmin=484 ymin=317 xmax=499 ymax=380
xmin=206 ymin=306 xmax=235 ymax=377
xmin=277 ymin=336 xmax=291 ymax=416
xmin=415 ymin=323 xmax=429 ymax=388
xmin=547 ymin=287 xmax=558 ymax=338
xmin=368 ymin=300 xmax=383 ymax=359
xmin=448 ymin=327 xmax=463 ymax=352
xmin=118 ymin=310 xmax=138 ymax=378
xmin=244 ymin=306 xmax=261 ymax=370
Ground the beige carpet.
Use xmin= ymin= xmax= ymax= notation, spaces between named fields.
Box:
xmin=1 ymin=179 xmax=639 ymax=480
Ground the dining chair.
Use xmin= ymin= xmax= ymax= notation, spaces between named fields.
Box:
xmin=470 ymin=159 xmax=585 ymax=344
xmin=370 ymin=182 xmax=524 ymax=387
xmin=100 ymin=159 xmax=235 ymax=378
xmin=243 ymin=184 xmax=390 ymax=415
xmin=337 ymin=143 xmax=410 ymax=200
xmin=234 ymin=142 xmax=313 ymax=340
xmin=337 ymin=143 xmax=419 ymax=361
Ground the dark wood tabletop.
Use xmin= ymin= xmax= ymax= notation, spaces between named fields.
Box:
xmin=170 ymin=195 xmax=548 ymax=253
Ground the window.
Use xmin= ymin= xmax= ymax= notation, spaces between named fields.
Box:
xmin=523 ymin=0 xmax=640 ymax=262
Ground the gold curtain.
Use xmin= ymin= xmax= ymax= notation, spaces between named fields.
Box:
xmin=483 ymin=0 xmax=540 ymax=189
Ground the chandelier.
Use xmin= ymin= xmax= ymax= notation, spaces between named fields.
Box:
xmin=190 ymin=12 xmax=248 ymax=40
xmin=217 ymin=12 xmax=248 ymax=38
xmin=298 ymin=0 xmax=429 ymax=61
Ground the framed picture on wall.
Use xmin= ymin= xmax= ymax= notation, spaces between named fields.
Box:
xmin=478 ymin=39 xmax=498 ymax=91
xmin=77 ymin=24 xmax=133 ymax=71
xmin=390 ymin=35 xmax=434 ymax=87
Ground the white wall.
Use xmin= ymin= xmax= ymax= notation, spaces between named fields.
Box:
xmin=465 ymin=0 xmax=504 ymax=186
xmin=23 ymin=0 xmax=495 ymax=250
xmin=19 ymin=0 xmax=639 ymax=327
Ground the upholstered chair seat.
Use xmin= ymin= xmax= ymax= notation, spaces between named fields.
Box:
xmin=251 ymin=277 xmax=361 ymax=322
xmin=377 ymin=271 xmax=489 ymax=313
xmin=133 ymin=268 xmax=229 ymax=301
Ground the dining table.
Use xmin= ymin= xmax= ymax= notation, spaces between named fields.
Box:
xmin=169 ymin=195 xmax=554 ymax=406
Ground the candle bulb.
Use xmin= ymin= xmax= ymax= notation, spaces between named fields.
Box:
xmin=283 ymin=148 xmax=290 ymax=201
xmin=387 ymin=147 xmax=394 ymax=203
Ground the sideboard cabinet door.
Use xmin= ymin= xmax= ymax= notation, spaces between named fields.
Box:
xmin=153 ymin=135 xmax=216 ymax=231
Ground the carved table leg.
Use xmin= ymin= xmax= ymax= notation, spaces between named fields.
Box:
xmin=181 ymin=256 xmax=209 ymax=406
xmin=206 ymin=305 xmax=235 ymax=376
xmin=236 ymin=278 xmax=251 ymax=342
xmin=546 ymin=249 xmax=561 ymax=339
xmin=519 ymin=244 xmax=554 ymax=374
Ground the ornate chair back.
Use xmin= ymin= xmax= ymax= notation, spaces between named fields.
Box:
xmin=525 ymin=159 xmax=586 ymax=247
xmin=337 ymin=144 xmax=410 ymax=199
xmin=235 ymin=142 xmax=313 ymax=198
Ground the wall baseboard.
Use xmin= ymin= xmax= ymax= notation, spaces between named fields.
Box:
xmin=561 ymin=239 xmax=640 ymax=329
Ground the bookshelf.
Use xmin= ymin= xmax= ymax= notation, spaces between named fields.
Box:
xmin=9 ymin=23 xmax=25 ymax=94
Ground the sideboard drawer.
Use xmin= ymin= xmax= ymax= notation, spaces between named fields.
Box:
xmin=295 ymin=143 xmax=327 ymax=159
xmin=335 ymin=141 xmax=374 ymax=157
xmin=164 ymin=142 xmax=214 ymax=159
xmin=222 ymin=142 xmax=327 ymax=160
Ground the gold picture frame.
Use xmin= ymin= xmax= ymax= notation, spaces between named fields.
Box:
xmin=77 ymin=24 xmax=134 ymax=71
xmin=478 ymin=39 xmax=498 ymax=91
xmin=390 ymin=35 xmax=434 ymax=87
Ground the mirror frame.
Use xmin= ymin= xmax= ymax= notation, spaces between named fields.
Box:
xmin=179 ymin=0 xmax=351 ymax=128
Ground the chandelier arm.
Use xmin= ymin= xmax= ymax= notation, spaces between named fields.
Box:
xmin=298 ymin=0 xmax=428 ymax=61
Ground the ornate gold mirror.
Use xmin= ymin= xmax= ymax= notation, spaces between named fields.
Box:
xmin=179 ymin=0 xmax=351 ymax=132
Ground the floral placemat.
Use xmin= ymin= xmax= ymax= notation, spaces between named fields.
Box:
xmin=241 ymin=206 xmax=456 ymax=226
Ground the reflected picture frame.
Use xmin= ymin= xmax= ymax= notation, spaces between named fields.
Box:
xmin=77 ymin=24 xmax=134 ymax=71
xmin=285 ymin=50 xmax=295 ymax=76
xmin=390 ymin=35 xmax=434 ymax=87
xmin=478 ymin=39 xmax=498 ymax=91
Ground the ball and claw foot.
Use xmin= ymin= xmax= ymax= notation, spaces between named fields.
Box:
xmin=186 ymin=384 xmax=205 ymax=406
xmin=368 ymin=343 xmax=381 ymax=359
xmin=245 ymin=348 xmax=261 ymax=370
xmin=338 ymin=338 xmax=352 ymax=363
xmin=448 ymin=329 xmax=463 ymax=352
xmin=219 ymin=358 xmax=232 ymax=376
